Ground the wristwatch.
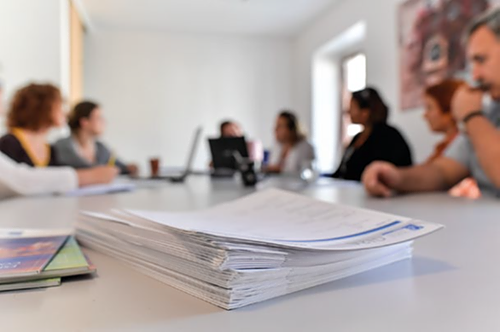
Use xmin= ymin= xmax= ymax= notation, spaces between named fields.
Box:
xmin=458 ymin=110 xmax=484 ymax=133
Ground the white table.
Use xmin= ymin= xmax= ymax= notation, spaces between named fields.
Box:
xmin=1 ymin=176 xmax=499 ymax=331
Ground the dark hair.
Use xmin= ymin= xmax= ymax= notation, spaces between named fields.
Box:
xmin=278 ymin=110 xmax=304 ymax=144
xmin=424 ymin=79 xmax=465 ymax=114
xmin=8 ymin=83 xmax=62 ymax=131
xmin=68 ymin=101 xmax=99 ymax=132
xmin=351 ymin=87 xmax=389 ymax=125
xmin=220 ymin=120 xmax=234 ymax=136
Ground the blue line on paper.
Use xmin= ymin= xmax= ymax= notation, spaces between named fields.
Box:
xmin=277 ymin=221 xmax=402 ymax=243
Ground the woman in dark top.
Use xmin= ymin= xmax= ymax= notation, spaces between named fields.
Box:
xmin=332 ymin=87 xmax=412 ymax=181
xmin=0 ymin=84 xmax=66 ymax=167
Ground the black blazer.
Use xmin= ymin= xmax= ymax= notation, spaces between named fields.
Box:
xmin=332 ymin=123 xmax=412 ymax=181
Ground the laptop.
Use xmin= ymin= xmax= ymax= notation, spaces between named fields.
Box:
xmin=208 ymin=137 xmax=249 ymax=177
xmin=158 ymin=127 xmax=203 ymax=183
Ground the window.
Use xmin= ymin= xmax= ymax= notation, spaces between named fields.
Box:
xmin=311 ymin=22 xmax=366 ymax=173
xmin=340 ymin=53 xmax=366 ymax=145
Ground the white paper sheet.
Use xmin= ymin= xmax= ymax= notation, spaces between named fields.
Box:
xmin=125 ymin=189 xmax=443 ymax=250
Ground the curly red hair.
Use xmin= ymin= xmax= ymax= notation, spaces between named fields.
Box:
xmin=8 ymin=83 xmax=62 ymax=131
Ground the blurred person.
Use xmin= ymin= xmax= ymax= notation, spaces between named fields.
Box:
xmin=423 ymin=79 xmax=480 ymax=199
xmin=54 ymin=101 xmax=138 ymax=176
xmin=331 ymin=87 xmax=413 ymax=181
xmin=220 ymin=120 xmax=243 ymax=138
xmin=265 ymin=111 xmax=315 ymax=174
xmin=212 ymin=120 xmax=263 ymax=167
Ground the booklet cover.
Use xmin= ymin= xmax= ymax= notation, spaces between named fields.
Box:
xmin=44 ymin=237 xmax=89 ymax=272
xmin=0 ymin=236 xmax=97 ymax=284
xmin=0 ymin=236 xmax=68 ymax=279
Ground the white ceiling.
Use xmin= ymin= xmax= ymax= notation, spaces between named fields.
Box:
xmin=79 ymin=0 xmax=340 ymax=37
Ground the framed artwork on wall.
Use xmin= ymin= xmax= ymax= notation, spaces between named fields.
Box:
xmin=398 ymin=0 xmax=497 ymax=110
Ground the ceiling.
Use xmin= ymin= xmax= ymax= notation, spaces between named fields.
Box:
xmin=79 ymin=0 xmax=340 ymax=37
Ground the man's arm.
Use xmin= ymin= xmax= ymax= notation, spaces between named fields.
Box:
xmin=396 ymin=157 xmax=470 ymax=192
xmin=452 ymin=86 xmax=500 ymax=188
xmin=363 ymin=158 xmax=469 ymax=197
xmin=464 ymin=116 xmax=500 ymax=188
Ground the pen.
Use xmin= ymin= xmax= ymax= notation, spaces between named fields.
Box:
xmin=108 ymin=154 xmax=116 ymax=166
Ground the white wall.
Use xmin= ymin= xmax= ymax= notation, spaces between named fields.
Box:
xmin=84 ymin=29 xmax=293 ymax=171
xmin=0 ymin=0 xmax=69 ymax=114
xmin=294 ymin=0 xmax=440 ymax=165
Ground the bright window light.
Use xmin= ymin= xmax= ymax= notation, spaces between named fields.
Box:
xmin=347 ymin=124 xmax=363 ymax=137
xmin=342 ymin=53 xmax=366 ymax=142
xmin=345 ymin=54 xmax=366 ymax=93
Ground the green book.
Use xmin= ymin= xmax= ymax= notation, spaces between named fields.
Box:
xmin=0 ymin=237 xmax=95 ymax=284
xmin=45 ymin=237 xmax=89 ymax=271
xmin=0 ymin=278 xmax=61 ymax=292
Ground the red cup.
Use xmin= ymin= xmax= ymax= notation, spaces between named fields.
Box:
xmin=150 ymin=158 xmax=160 ymax=178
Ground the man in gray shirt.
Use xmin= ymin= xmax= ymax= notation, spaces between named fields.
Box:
xmin=363 ymin=8 xmax=500 ymax=197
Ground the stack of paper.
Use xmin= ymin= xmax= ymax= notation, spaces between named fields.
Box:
xmin=76 ymin=189 xmax=442 ymax=309
xmin=0 ymin=231 xmax=96 ymax=292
